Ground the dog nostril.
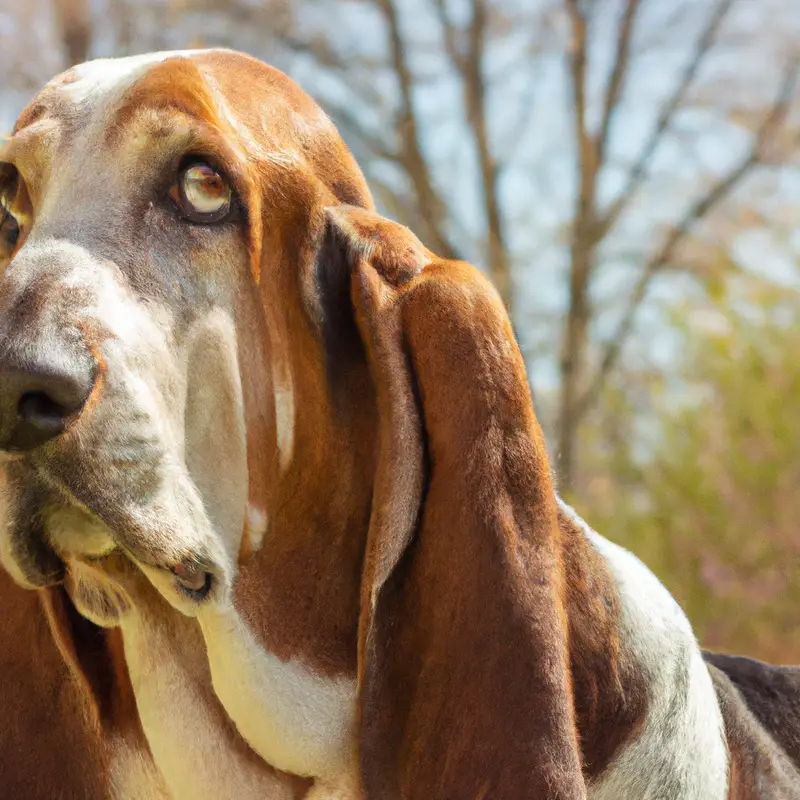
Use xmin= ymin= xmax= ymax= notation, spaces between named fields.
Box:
xmin=17 ymin=391 xmax=71 ymax=440
xmin=0 ymin=336 xmax=97 ymax=451
xmin=19 ymin=391 xmax=71 ymax=429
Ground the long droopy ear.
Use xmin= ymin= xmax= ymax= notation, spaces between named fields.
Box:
xmin=325 ymin=206 xmax=586 ymax=799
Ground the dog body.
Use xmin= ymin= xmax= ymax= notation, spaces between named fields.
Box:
xmin=0 ymin=50 xmax=799 ymax=799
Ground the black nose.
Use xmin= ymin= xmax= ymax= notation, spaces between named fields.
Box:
xmin=0 ymin=356 xmax=96 ymax=452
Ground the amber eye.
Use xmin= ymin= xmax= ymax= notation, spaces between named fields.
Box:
xmin=170 ymin=161 xmax=232 ymax=224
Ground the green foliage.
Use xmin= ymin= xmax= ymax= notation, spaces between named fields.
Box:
xmin=578 ymin=277 xmax=800 ymax=663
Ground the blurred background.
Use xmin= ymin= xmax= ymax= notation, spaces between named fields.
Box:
xmin=2 ymin=0 xmax=800 ymax=661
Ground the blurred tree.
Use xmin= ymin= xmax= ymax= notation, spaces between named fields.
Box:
xmin=558 ymin=0 xmax=798 ymax=492
xmin=270 ymin=0 xmax=800 ymax=491
xmin=3 ymin=1 xmax=798 ymax=491
xmin=580 ymin=275 xmax=800 ymax=662
xmin=54 ymin=0 xmax=91 ymax=66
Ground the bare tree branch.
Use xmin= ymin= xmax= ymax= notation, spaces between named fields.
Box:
xmin=432 ymin=0 xmax=465 ymax=72
xmin=280 ymin=0 xmax=464 ymax=259
xmin=557 ymin=0 xmax=595 ymax=492
xmin=368 ymin=173 xmax=419 ymax=227
xmin=375 ymin=0 xmax=461 ymax=260
xmin=54 ymin=0 xmax=92 ymax=67
xmin=596 ymin=0 xmax=736 ymax=240
xmin=597 ymin=0 xmax=642 ymax=164
xmin=495 ymin=58 xmax=543 ymax=168
xmin=321 ymin=98 xmax=401 ymax=163
xmin=564 ymin=0 xmax=593 ymax=207
xmin=465 ymin=0 xmax=513 ymax=311
xmin=555 ymin=0 xmax=740 ymax=492
xmin=431 ymin=0 xmax=513 ymax=311
xmin=576 ymin=62 xmax=800 ymax=420
xmin=279 ymin=33 xmax=387 ymax=108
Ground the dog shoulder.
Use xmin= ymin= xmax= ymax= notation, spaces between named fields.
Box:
xmin=559 ymin=501 xmax=729 ymax=800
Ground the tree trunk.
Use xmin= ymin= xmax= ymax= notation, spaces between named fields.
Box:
xmin=54 ymin=0 xmax=92 ymax=67
xmin=556 ymin=239 xmax=592 ymax=495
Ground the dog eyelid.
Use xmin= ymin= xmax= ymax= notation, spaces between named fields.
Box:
xmin=0 ymin=167 xmax=22 ymax=253
xmin=169 ymin=160 xmax=233 ymax=225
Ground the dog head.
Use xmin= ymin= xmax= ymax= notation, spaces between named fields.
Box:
xmin=0 ymin=50 xmax=372 ymax=616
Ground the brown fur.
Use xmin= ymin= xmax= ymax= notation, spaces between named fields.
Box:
xmin=324 ymin=207 xmax=585 ymax=797
xmin=0 ymin=568 xmax=159 ymax=798
xmin=0 ymin=52 xmax=335 ymax=797
xmin=558 ymin=510 xmax=649 ymax=780
xmin=706 ymin=653 xmax=800 ymax=773
xmin=707 ymin=664 xmax=800 ymax=798
xmin=137 ymin=51 xmax=381 ymax=677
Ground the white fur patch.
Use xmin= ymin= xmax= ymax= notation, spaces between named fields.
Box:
xmin=198 ymin=602 xmax=357 ymax=785
xmin=121 ymin=590 xmax=297 ymax=800
xmin=558 ymin=501 xmax=729 ymax=800
xmin=245 ymin=504 xmax=268 ymax=553
xmin=59 ymin=51 xmax=204 ymax=106
xmin=274 ymin=381 xmax=295 ymax=472
xmin=183 ymin=309 xmax=249 ymax=569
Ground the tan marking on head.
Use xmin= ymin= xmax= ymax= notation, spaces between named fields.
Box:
xmin=58 ymin=51 xmax=203 ymax=108
xmin=107 ymin=56 xmax=222 ymax=146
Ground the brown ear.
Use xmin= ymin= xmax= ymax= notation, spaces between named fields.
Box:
xmin=326 ymin=206 xmax=585 ymax=799
xmin=39 ymin=584 xmax=127 ymax=731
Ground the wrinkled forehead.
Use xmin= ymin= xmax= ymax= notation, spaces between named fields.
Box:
xmin=19 ymin=50 xmax=208 ymax=129
xmin=3 ymin=50 xmax=326 ymax=193
xmin=6 ymin=53 xmax=201 ymax=178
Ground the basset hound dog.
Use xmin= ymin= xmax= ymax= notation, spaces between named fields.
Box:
xmin=0 ymin=48 xmax=799 ymax=799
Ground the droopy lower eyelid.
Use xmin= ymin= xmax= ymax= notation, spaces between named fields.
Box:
xmin=0 ymin=204 xmax=20 ymax=249
xmin=0 ymin=167 xmax=19 ymax=205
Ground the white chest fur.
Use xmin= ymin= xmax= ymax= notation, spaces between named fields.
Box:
xmin=198 ymin=603 xmax=358 ymax=787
